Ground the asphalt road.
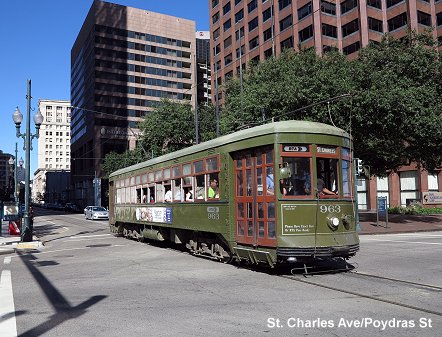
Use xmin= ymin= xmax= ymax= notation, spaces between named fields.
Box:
xmin=0 ymin=210 xmax=441 ymax=337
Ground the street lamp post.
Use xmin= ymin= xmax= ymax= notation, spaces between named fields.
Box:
xmin=12 ymin=80 xmax=43 ymax=242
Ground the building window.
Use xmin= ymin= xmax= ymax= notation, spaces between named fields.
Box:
xmin=223 ymin=2 xmax=231 ymax=15
xmin=368 ymin=17 xmax=383 ymax=32
xmin=214 ymin=44 xmax=221 ymax=55
xmin=367 ymin=0 xmax=382 ymax=8
xmin=212 ymin=12 xmax=220 ymax=24
xmin=343 ymin=41 xmax=360 ymax=55
xmin=298 ymin=2 xmax=312 ymax=21
xmin=322 ymin=23 xmax=337 ymax=38
xmin=376 ymin=177 xmax=389 ymax=208
xmin=213 ymin=28 xmax=220 ymax=40
xmin=438 ymin=12 xmax=442 ymax=26
xmin=263 ymin=7 xmax=272 ymax=22
xmin=428 ymin=174 xmax=439 ymax=191
xmin=280 ymin=36 xmax=294 ymax=50
xmin=263 ymin=27 xmax=273 ymax=41
xmin=235 ymin=9 xmax=244 ymax=23
xmin=279 ymin=0 xmax=292 ymax=11
xmin=249 ymin=36 xmax=259 ymax=49
xmin=417 ymin=11 xmax=431 ymax=27
xmin=388 ymin=12 xmax=408 ymax=31
xmin=248 ymin=0 xmax=258 ymax=13
xmin=264 ymin=47 xmax=273 ymax=59
xmin=279 ymin=15 xmax=293 ymax=31
xmin=248 ymin=17 xmax=259 ymax=32
xmin=321 ymin=1 xmax=336 ymax=15
xmin=235 ymin=0 xmax=242 ymax=5
xmin=224 ymin=36 xmax=232 ymax=48
xmin=236 ymin=45 xmax=245 ymax=58
xmin=341 ymin=0 xmax=358 ymax=15
xmin=386 ymin=0 xmax=404 ymax=8
xmin=399 ymin=171 xmax=418 ymax=207
xmin=236 ymin=27 xmax=245 ymax=40
xmin=224 ymin=19 xmax=232 ymax=31
xmin=299 ymin=25 xmax=313 ymax=42
xmin=212 ymin=0 xmax=219 ymax=8
xmin=342 ymin=19 xmax=359 ymax=37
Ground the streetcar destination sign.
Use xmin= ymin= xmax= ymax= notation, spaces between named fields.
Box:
xmin=317 ymin=146 xmax=336 ymax=154
xmin=283 ymin=145 xmax=308 ymax=152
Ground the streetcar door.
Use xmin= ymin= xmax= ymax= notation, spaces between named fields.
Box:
xmin=234 ymin=147 xmax=277 ymax=247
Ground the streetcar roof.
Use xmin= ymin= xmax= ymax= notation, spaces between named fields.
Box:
xmin=110 ymin=120 xmax=349 ymax=178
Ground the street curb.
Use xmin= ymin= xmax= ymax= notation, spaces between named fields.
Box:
xmin=0 ymin=240 xmax=43 ymax=255
xmin=0 ymin=247 xmax=15 ymax=255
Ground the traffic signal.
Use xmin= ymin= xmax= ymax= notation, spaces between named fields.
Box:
xmin=356 ymin=159 xmax=363 ymax=176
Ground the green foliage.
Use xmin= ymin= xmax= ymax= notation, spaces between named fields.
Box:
xmin=196 ymin=103 xmax=218 ymax=142
xmin=138 ymin=99 xmax=195 ymax=157
xmin=388 ymin=206 xmax=442 ymax=215
xmin=350 ymin=32 xmax=442 ymax=175
xmin=102 ymin=146 xmax=147 ymax=178
xmin=221 ymin=32 xmax=442 ymax=175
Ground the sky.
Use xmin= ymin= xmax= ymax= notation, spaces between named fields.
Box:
xmin=0 ymin=0 xmax=209 ymax=177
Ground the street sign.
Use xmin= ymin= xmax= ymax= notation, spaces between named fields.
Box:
xmin=377 ymin=197 xmax=387 ymax=214
xmin=376 ymin=196 xmax=389 ymax=228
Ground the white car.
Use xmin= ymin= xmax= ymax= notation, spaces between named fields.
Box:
xmin=85 ymin=206 xmax=109 ymax=220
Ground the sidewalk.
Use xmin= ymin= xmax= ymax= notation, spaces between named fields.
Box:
xmin=0 ymin=220 xmax=43 ymax=255
xmin=358 ymin=212 xmax=442 ymax=235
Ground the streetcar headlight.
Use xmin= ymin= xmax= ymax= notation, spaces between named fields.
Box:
xmin=327 ymin=217 xmax=340 ymax=230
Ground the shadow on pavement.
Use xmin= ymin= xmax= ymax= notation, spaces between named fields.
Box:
xmin=16 ymin=251 xmax=106 ymax=337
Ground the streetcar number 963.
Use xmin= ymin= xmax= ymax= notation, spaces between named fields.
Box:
xmin=320 ymin=205 xmax=341 ymax=213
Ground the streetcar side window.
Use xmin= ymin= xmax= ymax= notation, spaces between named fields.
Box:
xmin=173 ymin=178 xmax=183 ymax=201
xmin=148 ymin=186 xmax=155 ymax=203
xmin=142 ymin=187 xmax=148 ymax=203
xmin=208 ymin=173 xmax=219 ymax=199
xmin=194 ymin=175 xmax=205 ymax=200
xmin=136 ymin=188 xmax=142 ymax=203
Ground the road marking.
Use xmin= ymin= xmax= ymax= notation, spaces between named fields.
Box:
xmin=68 ymin=234 xmax=111 ymax=239
xmin=0 ymin=270 xmax=18 ymax=337
xmin=3 ymin=257 xmax=11 ymax=265
xmin=361 ymin=238 xmax=442 ymax=245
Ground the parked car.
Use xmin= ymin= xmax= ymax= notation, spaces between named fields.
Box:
xmin=85 ymin=206 xmax=109 ymax=220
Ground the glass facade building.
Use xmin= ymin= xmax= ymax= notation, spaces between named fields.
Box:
xmin=71 ymin=0 xmax=196 ymax=207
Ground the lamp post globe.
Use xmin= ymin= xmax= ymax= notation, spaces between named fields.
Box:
xmin=12 ymin=107 xmax=23 ymax=125
xmin=33 ymin=108 xmax=43 ymax=126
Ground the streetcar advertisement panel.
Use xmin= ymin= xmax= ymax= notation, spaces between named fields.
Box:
xmin=136 ymin=207 xmax=172 ymax=224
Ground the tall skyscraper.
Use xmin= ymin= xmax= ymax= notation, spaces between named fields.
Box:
xmin=196 ymin=31 xmax=212 ymax=106
xmin=209 ymin=0 xmax=442 ymax=103
xmin=71 ymin=0 xmax=197 ymax=207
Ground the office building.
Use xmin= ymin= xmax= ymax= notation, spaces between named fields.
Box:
xmin=33 ymin=99 xmax=71 ymax=204
xmin=209 ymin=0 xmax=442 ymax=102
xmin=71 ymin=0 xmax=197 ymax=207
xmin=196 ymin=31 xmax=212 ymax=106
xmin=0 ymin=151 xmax=14 ymax=201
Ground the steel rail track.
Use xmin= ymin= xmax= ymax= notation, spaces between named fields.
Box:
xmin=281 ymin=274 xmax=442 ymax=317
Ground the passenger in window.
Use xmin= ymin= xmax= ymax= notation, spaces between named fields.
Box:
xmin=317 ymin=175 xmax=336 ymax=195
xmin=208 ymin=178 xmax=219 ymax=198
xmin=164 ymin=186 xmax=172 ymax=202
xmin=142 ymin=195 xmax=147 ymax=203
xmin=280 ymin=178 xmax=291 ymax=195
xmin=174 ymin=180 xmax=183 ymax=201
xmin=294 ymin=162 xmax=311 ymax=195
xmin=185 ymin=187 xmax=193 ymax=201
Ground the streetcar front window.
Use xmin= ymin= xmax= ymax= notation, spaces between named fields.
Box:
xmin=280 ymin=157 xmax=312 ymax=196
xmin=316 ymin=158 xmax=339 ymax=195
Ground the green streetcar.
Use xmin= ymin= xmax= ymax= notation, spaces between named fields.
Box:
xmin=109 ymin=120 xmax=359 ymax=267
